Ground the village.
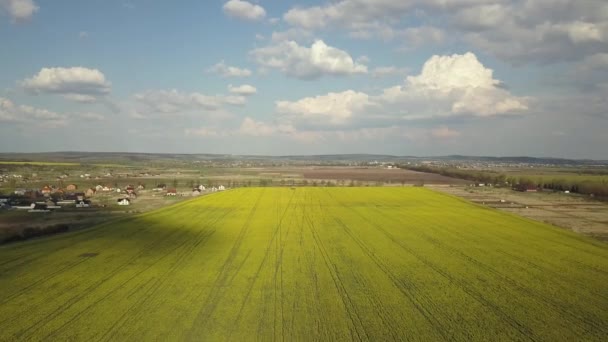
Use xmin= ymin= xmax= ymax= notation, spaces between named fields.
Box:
xmin=0 ymin=172 xmax=226 ymax=213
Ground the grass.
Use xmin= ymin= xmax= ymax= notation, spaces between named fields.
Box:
xmin=0 ymin=161 xmax=80 ymax=166
xmin=0 ymin=187 xmax=607 ymax=340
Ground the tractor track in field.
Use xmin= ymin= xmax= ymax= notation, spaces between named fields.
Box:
xmin=96 ymin=206 xmax=234 ymax=342
xmin=227 ymin=189 xmax=296 ymax=341
xmin=303 ymin=197 xmax=369 ymax=342
xmin=362 ymin=198 xmax=608 ymax=334
xmin=186 ymin=189 xmax=266 ymax=339
xmin=12 ymin=196 xmax=240 ymax=340
xmin=346 ymin=209 xmax=538 ymax=341
xmin=323 ymin=189 xmax=537 ymax=342
xmin=13 ymin=227 xmax=193 ymax=340
xmin=47 ymin=197 xmax=241 ymax=341
xmin=331 ymin=216 xmax=447 ymax=341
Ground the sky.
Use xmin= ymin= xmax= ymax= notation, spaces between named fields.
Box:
xmin=1 ymin=0 xmax=607 ymax=159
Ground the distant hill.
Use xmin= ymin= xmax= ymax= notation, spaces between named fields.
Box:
xmin=0 ymin=152 xmax=605 ymax=166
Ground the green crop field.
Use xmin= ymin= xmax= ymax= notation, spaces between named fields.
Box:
xmin=1 ymin=188 xmax=607 ymax=341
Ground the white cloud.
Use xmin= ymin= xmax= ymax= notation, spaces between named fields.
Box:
xmin=62 ymin=94 xmax=97 ymax=103
xmin=380 ymin=52 xmax=529 ymax=117
xmin=207 ymin=61 xmax=252 ymax=77
xmin=1 ymin=0 xmax=38 ymax=21
xmin=228 ymin=84 xmax=257 ymax=96
xmin=223 ymin=0 xmax=266 ymax=22
xmin=0 ymin=97 xmax=67 ymax=126
xmin=283 ymin=0 xmax=608 ymax=64
xmin=273 ymin=52 xmax=529 ymax=134
xmin=271 ymin=28 xmax=312 ymax=42
xmin=133 ymin=89 xmax=245 ymax=114
xmin=276 ymin=90 xmax=372 ymax=126
xmin=250 ymin=40 xmax=368 ymax=79
xmin=21 ymin=67 xmax=111 ymax=102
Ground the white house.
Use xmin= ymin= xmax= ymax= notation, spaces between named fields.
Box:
xmin=218 ymin=185 xmax=225 ymax=191
xmin=117 ymin=198 xmax=131 ymax=206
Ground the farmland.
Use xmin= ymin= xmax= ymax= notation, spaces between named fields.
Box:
xmin=1 ymin=188 xmax=607 ymax=340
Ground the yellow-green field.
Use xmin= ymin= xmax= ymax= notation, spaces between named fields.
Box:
xmin=1 ymin=188 xmax=607 ymax=341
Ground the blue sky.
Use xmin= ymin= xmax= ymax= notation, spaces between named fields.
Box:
xmin=1 ymin=0 xmax=608 ymax=158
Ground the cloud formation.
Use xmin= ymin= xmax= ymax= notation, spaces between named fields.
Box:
xmin=283 ymin=0 xmax=608 ymax=64
xmin=251 ymin=40 xmax=368 ymax=79
xmin=272 ymin=52 xmax=529 ymax=132
xmin=133 ymin=89 xmax=245 ymax=115
xmin=228 ymin=84 xmax=257 ymax=96
xmin=21 ymin=67 xmax=111 ymax=102
xmin=207 ymin=61 xmax=252 ymax=77
xmin=223 ymin=0 xmax=266 ymax=21
xmin=0 ymin=0 xmax=38 ymax=21
xmin=0 ymin=97 xmax=66 ymax=126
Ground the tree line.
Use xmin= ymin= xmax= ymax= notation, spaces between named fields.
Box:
xmin=401 ymin=165 xmax=608 ymax=197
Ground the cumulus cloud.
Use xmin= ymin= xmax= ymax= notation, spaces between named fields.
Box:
xmin=228 ymin=84 xmax=257 ymax=96
xmin=207 ymin=61 xmax=252 ymax=77
xmin=283 ymin=0 xmax=608 ymax=65
xmin=21 ymin=67 xmax=111 ymax=102
xmin=276 ymin=90 xmax=372 ymax=126
xmin=133 ymin=89 xmax=245 ymax=115
xmin=0 ymin=97 xmax=67 ymax=126
xmin=380 ymin=52 xmax=529 ymax=117
xmin=1 ymin=0 xmax=38 ymax=21
xmin=250 ymin=40 xmax=368 ymax=79
xmin=273 ymin=52 xmax=528 ymax=135
xmin=223 ymin=0 xmax=266 ymax=22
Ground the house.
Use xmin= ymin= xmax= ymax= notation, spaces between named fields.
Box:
xmin=102 ymin=185 xmax=112 ymax=192
xmin=166 ymin=188 xmax=177 ymax=196
xmin=218 ymin=185 xmax=225 ymax=191
xmin=126 ymin=185 xmax=136 ymax=194
xmin=95 ymin=185 xmax=104 ymax=191
xmin=154 ymin=184 xmax=167 ymax=191
xmin=191 ymin=189 xmax=201 ymax=196
xmin=85 ymin=188 xmax=96 ymax=197
xmin=66 ymin=184 xmax=78 ymax=191
xmin=198 ymin=185 xmax=206 ymax=191
xmin=137 ymin=184 xmax=146 ymax=190
xmin=41 ymin=185 xmax=53 ymax=195
xmin=117 ymin=198 xmax=131 ymax=206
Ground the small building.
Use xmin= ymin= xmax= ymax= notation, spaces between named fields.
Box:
xmin=155 ymin=184 xmax=167 ymax=191
xmin=191 ymin=189 xmax=201 ymax=196
xmin=117 ymin=198 xmax=131 ymax=206
xmin=85 ymin=188 xmax=96 ymax=197
xmin=76 ymin=200 xmax=91 ymax=208
xmin=66 ymin=184 xmax=78 ymax=191
xmin=41 ymin=185 xmax=53 ymax=195
xmin=218 ymin=185 xmax=226 ymax=191
xmin=126 ymin=185 xmax=136 ymax=194
xmin=137 ymin=184 xmax=146 ymax=190
xmin=95 ymin=185 xmax=104 ymax=191
xmin=166 ymin=188 xmax=177 ymax=196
